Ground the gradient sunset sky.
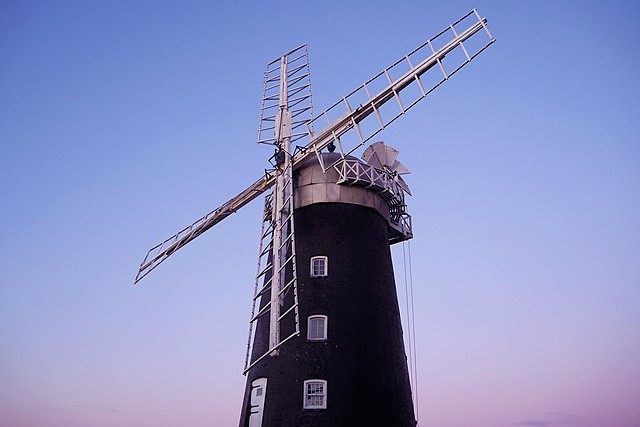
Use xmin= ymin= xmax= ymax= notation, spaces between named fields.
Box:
xmin=1 ymin=1 xmax=639 ymax=427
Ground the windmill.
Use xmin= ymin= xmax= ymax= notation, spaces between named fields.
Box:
xmin=135 ymin=9 xmax=494 ymax=427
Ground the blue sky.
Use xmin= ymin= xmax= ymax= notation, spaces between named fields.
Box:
xmin=1 ymin=1 xmax=639 ymax=427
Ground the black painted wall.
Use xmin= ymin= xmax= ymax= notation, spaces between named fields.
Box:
xmin=239 ymin=202 xmax=416 ymax=427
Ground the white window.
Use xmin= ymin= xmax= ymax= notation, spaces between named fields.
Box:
xmin=307 ymin=315 xmax=328 ymax=341
xmin=303 ymin=379 xmax=327 ymax=409
xmin=310 ymin=256 xmax=328 ymax=277
xmin=248 ymin=378 xmax=267 ymax=427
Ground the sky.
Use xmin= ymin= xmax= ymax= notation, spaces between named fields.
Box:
xmin=1 ymin=1 xmax=639 ymax=427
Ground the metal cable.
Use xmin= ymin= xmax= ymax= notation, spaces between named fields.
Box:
xmin=407 ymin=239 xmax=419 ymax=423
xmin=402 ymin=241 xmax=418 ymax=422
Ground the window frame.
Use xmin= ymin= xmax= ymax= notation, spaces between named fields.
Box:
xmin=310 ymin=256 xmax=328 ymax=278
xmin=306 ymin=315 xmax=328 ymax=341
xmin=303 ymin=379 xmax=327 ymax=409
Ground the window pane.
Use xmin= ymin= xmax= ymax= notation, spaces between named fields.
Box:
xmin=311 ymin=257 xmax=327 ymax=277
xmin=313 ymin=259 xmax=322 ymax=276
xmin=304 ymin=381 xmax=326 ymax=408
xmin=308 ymin=316 xmax=326 ymax=340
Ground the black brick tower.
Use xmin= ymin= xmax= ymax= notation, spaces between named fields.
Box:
xmin=239 ymin=154 xmax=416 ymax=427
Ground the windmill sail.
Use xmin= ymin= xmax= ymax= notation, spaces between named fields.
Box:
xmin=134 ymin=9 xmax=495 ymax=284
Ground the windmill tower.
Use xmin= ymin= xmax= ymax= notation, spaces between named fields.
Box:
xmin=239 ymin=144 xmax=416 ymax=427
xmin=134 ymin=9 xmax=495 ymax=427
